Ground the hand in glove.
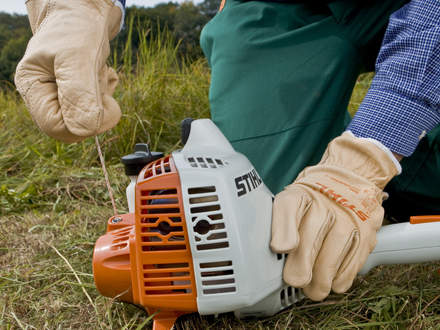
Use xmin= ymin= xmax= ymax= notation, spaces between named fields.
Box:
xmin=271 ymin=132 xmax=401 ymax=301
xmin=15 ymin=0 xmax=123 ymax=143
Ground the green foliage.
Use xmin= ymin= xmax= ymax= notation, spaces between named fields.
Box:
xmin=199 ymin=0 xmax=222 ymax=19
xmin=0 ymin=0 xmax=221 ymax=85
xmin=174 ymin=2 xmax=210 ymax=57
xmin=0 ymin=13 xmax=30 ymax=49
xmin=348 ymin=72 xmax=375 ymax=117
xmin=111 ymin=1 xmax=214 ymax=63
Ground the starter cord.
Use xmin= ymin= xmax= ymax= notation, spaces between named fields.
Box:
xmin=95 ymin=136 xmax=118 ymax=216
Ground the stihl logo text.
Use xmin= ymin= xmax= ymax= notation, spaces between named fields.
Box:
xmin=316 ymin=182 xmax=369 ymax=221
xmin=235 ymin=169 xmax=262 ymax=197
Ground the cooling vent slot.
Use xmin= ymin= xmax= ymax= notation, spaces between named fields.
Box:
xmin=188 ymin=186 xmax=229 ymax=251
xmin=280 ymin=286 xmax=302 ymax=307
xmin=144 ymin=156 xmax=172 ymax=179
xmin=110 ymin=226 xmax=133 ymax=251
xmin=143 ymin=263 xmax=193 ymax=295
xmin=187 ymin=157 xmax=227 ymax=169
xmin=139 ymin=189 xmax=186 ymax=252
xmin=200 ymin=261 xmax=236 ymax=295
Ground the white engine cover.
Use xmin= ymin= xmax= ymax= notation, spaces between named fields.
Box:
xmin=126 ymin=118 xmax=440 ymax=318
xmin=172 ymin=119 xmax=302 ymax=316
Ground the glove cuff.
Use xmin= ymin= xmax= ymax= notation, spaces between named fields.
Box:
xmin=317 ymin=132 xmax=401 ymax=189
xmin=25 ymin=0 xmax=49 ymax=34
xmin=25 ymin=0 xmax=124 ymax=38
xmin=345 ymin=130 xmax=402 ymax=175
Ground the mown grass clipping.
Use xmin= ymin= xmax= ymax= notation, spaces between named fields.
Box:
xmin=1 ymin=26 xmax=440 ymax=330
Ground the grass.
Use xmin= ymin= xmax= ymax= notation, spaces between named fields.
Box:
xmin=1 ymin=27 xmax=440 ymax=329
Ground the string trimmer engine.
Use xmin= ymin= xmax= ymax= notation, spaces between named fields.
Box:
xmin=93 ymin=119 xmax=301 ymax=329
xmin=93 ymin=119 xmax=440 ymax=329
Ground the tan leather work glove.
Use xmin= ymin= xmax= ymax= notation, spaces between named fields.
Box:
xmin=15 ymin=0 xmax=123 ymax=143
xmin=271 ymin=132 xmax=401 ymax=301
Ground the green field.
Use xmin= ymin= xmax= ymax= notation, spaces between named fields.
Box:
xmin=1 ymin=29 xmax=440 ymax=329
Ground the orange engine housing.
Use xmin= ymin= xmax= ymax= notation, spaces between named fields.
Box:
xmin=93 ymin=156 xmax=198 ymax=329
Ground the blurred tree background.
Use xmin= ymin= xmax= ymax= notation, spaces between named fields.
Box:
xmin=0 ymin=13 xmax=32 ymax=85
xmin=0 ymin=0 xmax=220 ymax=88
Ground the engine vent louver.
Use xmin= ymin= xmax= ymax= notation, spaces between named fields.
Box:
xmin=187 ymin=186 xmax=230 ymax=251
xmin=187 ymin=157 xmax=227 ymax=169
xmin=144 ymin=156 xmax=172 ymax=179
xmin=139 ymin=188 xmax=186 ymax=252
xmin=143 ymin=263 xmax=193 ymax=295
xmin=280 ymin=286 xmax=302 ymax=307
xmin=110 ymin=226 xmax=133 ymax=251
xmin=199 ymin=261 xmax=236 ymax=295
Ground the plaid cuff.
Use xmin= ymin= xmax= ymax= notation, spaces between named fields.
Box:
xmin=347 ymin=87 xmax=440 ymax=157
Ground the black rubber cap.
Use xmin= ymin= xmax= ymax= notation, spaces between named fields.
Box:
xmin=181 ymin=118 xmax=194 ymax=145
xmin=121 ymin=143 xmax=164 ymax=176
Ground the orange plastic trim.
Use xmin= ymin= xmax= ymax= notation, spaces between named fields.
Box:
xmin=134 ymin=156 xmax=198 ymax=318
xmin=410 ymin=215 xmax=440 ymax=224
xmin=93 ymin=214 xmax=135 ymax=302
xmin=151 ymin=311 xmax=182 ymax=330
xmin=94 ymin=156 xmax=198 ymax=330
xmin=107 ymin=213 xmax=135 ymax=231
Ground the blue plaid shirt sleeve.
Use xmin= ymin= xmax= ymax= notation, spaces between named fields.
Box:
xmin=347 ymin=0 xmax=440 ymax=157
